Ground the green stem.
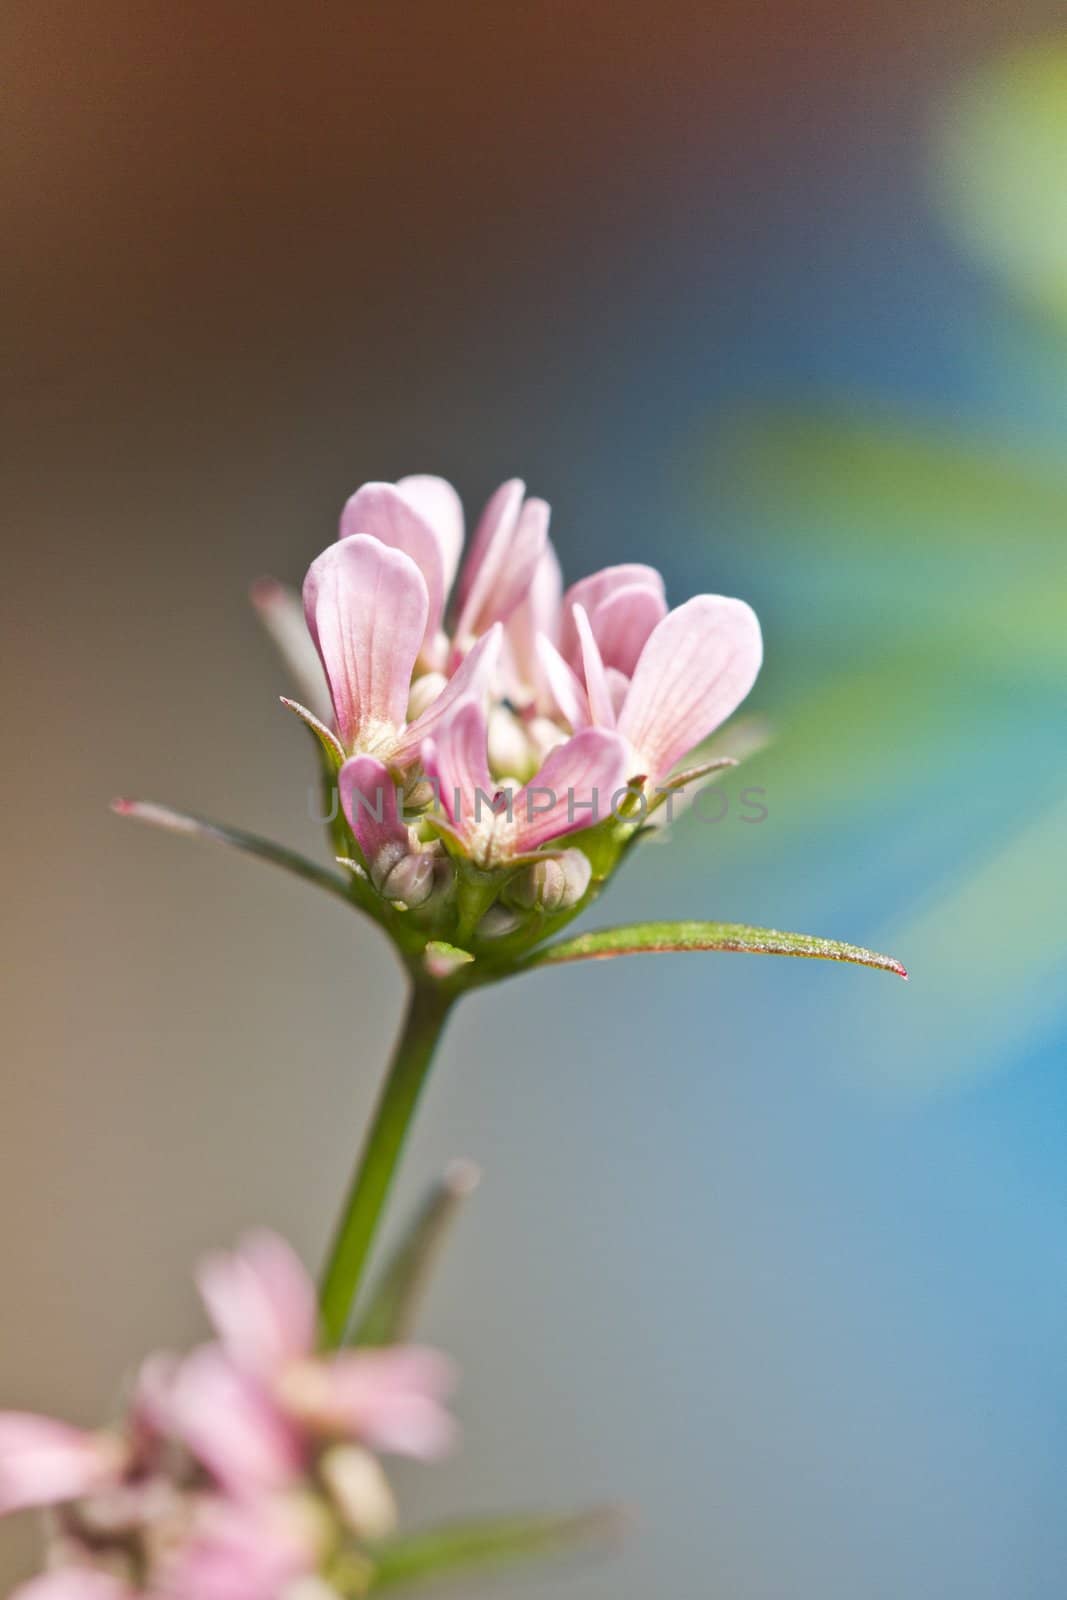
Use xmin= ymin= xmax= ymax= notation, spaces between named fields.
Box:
xmin=319 ymin=977 xmax=457 ymax=1344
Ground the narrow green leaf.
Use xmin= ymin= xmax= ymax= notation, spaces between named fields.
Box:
xmin=111 ymin=798 xmax=356 ymax=909
xmin=353 ymin=1161 xmax=481 ymax=1347
xmin=522 ymin=920 xmax=908 ymax=978
xmin=365 ymin=1507 xmax=626 ymax=1592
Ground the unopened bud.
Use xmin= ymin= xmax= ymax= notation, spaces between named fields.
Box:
xmin=476 ymin=905 xmax=523 ymax=940
xmin=371 ymin=845 xmax=436 ymax=908
xmin=319 ymin=1445 xmax=397 ymax=1541
xmin=508 ymin=849 xmax=591 ymax=913
xmin=487 ymin=707 xmax=533 ymax=783
xmin=407 ymin=672 xmax=448 ymax=722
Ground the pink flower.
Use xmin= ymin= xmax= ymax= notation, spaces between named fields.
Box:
xmin=420 ymin=698 xmax=631 ymax=868
xmin=543 ymin=589 xmax=763 ymax=786
xmin=0 ymin=1415 xmax=124 ymax=1516
xmin=302 ymin=533 xmax=501 ymax=763
xmin=196 ymin=1232 xmax=456 ymax=1464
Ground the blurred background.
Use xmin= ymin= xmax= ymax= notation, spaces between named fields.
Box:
xmin=4 ymin=3 xmax=1067 ymax=1595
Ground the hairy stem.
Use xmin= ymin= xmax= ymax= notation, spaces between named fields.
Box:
xmin=319 ymin=978 xmax=457 ymax=1344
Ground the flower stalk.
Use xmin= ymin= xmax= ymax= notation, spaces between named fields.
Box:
xmin=319 ymin=975 xmax=458 ymax=1345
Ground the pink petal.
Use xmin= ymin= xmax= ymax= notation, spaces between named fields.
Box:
xmin=503 ymin=540 xmax=563 ymax=708
xmin=0 ymin=1414 xmax=119 ymax=1515
xmin=587 ymin=581 xmax=668 ymax=677
xmin=339 ymin=755 xmax=408 ymax=866
xmin=454 ymin=484 xmax=548 ymax=642
xmin=341 ymin=483 xmax=449 ymax=643
xmin=11 ymin=1575 xmax=132 ymax=1600
xmin=303 ymin=1348 xmax=457 ymax=1462
xmin=572 ymin=604 xmax=616 ymax=729
xmin=617 ymin=595 xmax=763 ymax=782
xmin=196 ymin=1232 xmax=317 ymax=1382
xmin=391 ymin=623 xmax=502 ymax=765
xmin=396 ymin=475 xmax=465 ymax=599
xmin=303 ymin=535 xmax=428 ymax=749
xmin=560 ymin=564 xmax=665 ymax=669
xmin=511 ymin=727 xmax=631 ymax=853
xmin=167 ymin=1347 xmax=302 ymax=1497
xmin=163 ymin=1495 xmax=314 ymax=1600
xmin=419 ymin=698 xmax=493 ymax=835
xmin=534 ymin=635 xmax=589 ymax=732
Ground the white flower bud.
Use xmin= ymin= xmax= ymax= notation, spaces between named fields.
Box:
xmin=371 ymin=846 xmax=437 ymax=908
xmin=407 ymin=671 xmax=448 ymax=722
xmin=318 ymin=1445 xmax=397 ymax=1541
xmin=487 ymin=707 xmax=533 ymax=783
xmin=509 ymin=849 xmax=591 ymax=913
xmin=476 ymin=905 xmax=523 ymax=939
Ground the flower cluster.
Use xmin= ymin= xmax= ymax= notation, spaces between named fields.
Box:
xmin=258 ymin=475 xmax=762 ymax=958
xmin=0 ymin=1234 xmax=454 ymax=1600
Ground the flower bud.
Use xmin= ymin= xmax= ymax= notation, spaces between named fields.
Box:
xmin=371 ymin=845 xmax=436 ymax=908
xmin=508 ymin=849 xmax=591 ymax=913
xmin=407 ymin=672 xmax=448 ymax=722
xmin=319 ymin=1444 xmax=397 ymax=1541
xmin=475 ymin=905 xmax=523 ymax=940
xmin=487 ymin=707 xmax=533 ymax=784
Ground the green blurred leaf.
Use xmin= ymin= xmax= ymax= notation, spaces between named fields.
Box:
xmin=111 ymin=798 xmax=360 ymax=910
xmin=353 ymin=1162 xmax=480 ymax=1346
xmin=522 ymin=921 xmax=907 ymax=978
xmin=366 ymin=1508 xmax=626 ymax=1592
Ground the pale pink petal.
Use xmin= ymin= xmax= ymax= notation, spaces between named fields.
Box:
xmin=419 ymin=699 xmax=492 ymax=835
xmin=511 ymin=728 xmax=631 ymax=853
xmin=391 ymin=624 xmax=502 ymax=765
xmin=534 ymin=635 xmax=589 ymax=732
xmin=454 ymin=486 xmax=548 ymax=643
xmin=11 ymin=1574 xmax=132 ymax=1600
xmin=617 ymin=595 xmax=763 ymax=782
xmin=167 ymin=1348 xmax=302 ymax=1497
xmin=163 ymin=1495 xmax=315 ymax=1600
xmin=0 ymin=1415 xmax=120 ymax=1515
xmin=588 ymin=581 xmax=668 ymax=677
xmin=303 ymin=535 xmax=428 ymax=749
xmin=196 ymin=1232 xmax=317 ymax=1382
xmin=339 ymin=755 xmax=408 ymax=866
xmin=249 ymin=578 xmax=333 ymax=726
xmin=396 ymin=475 xmax=465 ymax=599
xmin=340 ymin=483 xmax=448 ymax=642
xmin=503 ymin=540 xmax=563 ymax=708
xmin=300 ymin=1348 xmax=457 ymax=1462
xmin=454 ymin=479 xmax=523 ymax=612
xmin=572 ymin=605 xmax=616 ymax=729
xmin=560 ymin=564 xmax=665 ymax=669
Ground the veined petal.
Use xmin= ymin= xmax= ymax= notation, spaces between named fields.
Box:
xmin=392 ymin=624 xmax=502 ymax=765
xmin=419 ymin=698 xmax=493 ymax=837
xmin=617 ymin=595 xmax=763 ymax=782
xmin=0 ymin=1415 xmax=121 ymax=1515
xmin=534 ymin=634 xmax=589 ymax=732
xmin=339 ymin=755 xmax=408 ymax=866
xmin=454 ymin=484 xmax=548 ymax=642
xmin=341 ymin=483 xmax=448 ymax=643
xmin=303 ymin=535 xmax=428 ymax=749
xmin=454 ymin=479 xmax=523 ymax=613
xmin=511 ymin=728 xmax=630 ymax=853
xmin=588 ymin=581 xmax=667 ymax=677
xmin=560 ymin=564 xmax=665 ymax=669
xmin=572 ymin=604 xmax=616 ymax=728
xmin=396 ymin=475 xmax=465 ymax=599
xmin=196 ymin=1231 xmax=317 ymax=1381
xmin=167 ymin=1346 xmax=302 ymax=1497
